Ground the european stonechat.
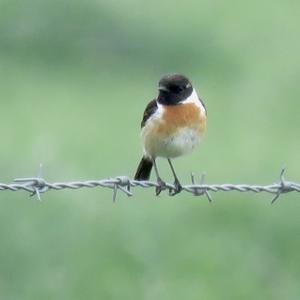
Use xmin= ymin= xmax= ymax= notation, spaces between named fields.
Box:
xmin=134 ymin=74 xmax=207 ymax=195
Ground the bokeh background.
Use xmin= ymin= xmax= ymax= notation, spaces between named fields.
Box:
xmin=1 ymin=0 xmax=300 ymax=299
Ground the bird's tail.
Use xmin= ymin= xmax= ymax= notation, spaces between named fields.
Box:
xmin=134 ymin=156 xmax=153 ymax=180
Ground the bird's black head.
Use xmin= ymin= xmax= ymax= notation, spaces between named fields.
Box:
xmin=157 ymin=73 xmax=193 ymax=105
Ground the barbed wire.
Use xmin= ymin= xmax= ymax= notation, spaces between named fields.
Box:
xmin=0 ymin=165 xmax=299 ymax=203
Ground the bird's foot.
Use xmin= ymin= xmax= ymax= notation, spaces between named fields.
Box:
xmin=156 ymin=177 xmax=167 ymax=196
xmin=169 ymin=178 xmax=182 ymax=196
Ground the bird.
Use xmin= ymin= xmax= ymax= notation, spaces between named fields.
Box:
xmin=134 ymin=73 xmax=207 ymax=196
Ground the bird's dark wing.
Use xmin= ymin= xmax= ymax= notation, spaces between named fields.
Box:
xmin=141 ymin=99 xmax=158 ymax=128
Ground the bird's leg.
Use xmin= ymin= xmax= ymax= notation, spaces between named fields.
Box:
xmin=167 ymin=158 xmax=182 ymax=196
xmin=153 ymin=159 xmax=166 ymax=196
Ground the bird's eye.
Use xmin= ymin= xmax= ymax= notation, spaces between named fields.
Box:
xmin=173 ymin=86 xmax=184 ymax=93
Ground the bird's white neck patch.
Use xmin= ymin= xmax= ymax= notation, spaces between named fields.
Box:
xmin=182 ymin=89 xmax=206 ymax=115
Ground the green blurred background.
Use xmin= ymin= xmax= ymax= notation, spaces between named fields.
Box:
xmin=1 ymin=0 xmax=300 ymax=299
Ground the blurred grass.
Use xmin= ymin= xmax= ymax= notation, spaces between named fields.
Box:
xmin=1 ymin=0 xmax=300 ymax=299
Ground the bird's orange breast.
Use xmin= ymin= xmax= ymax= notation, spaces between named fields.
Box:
xmin=157 ymin=103 xmax=206 ymax=136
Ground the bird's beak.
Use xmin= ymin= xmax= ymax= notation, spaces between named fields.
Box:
xmin=158 ymin=86 xmax=170 ymax=93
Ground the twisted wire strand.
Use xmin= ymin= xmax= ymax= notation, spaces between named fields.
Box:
xmin=0 ymin=167 xmax=299 ymax=203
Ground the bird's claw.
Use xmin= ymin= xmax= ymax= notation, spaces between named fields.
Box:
xmin=169 ymin=178 xmax=182 ymax=196
xmin=156 ymin=178 xmax=167 ymax=196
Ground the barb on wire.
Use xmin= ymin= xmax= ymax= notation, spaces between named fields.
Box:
xmin=190 ymin=172 xmax=212 ymax=202
xmin=0 ymin=167 xmax=300 ymax=203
